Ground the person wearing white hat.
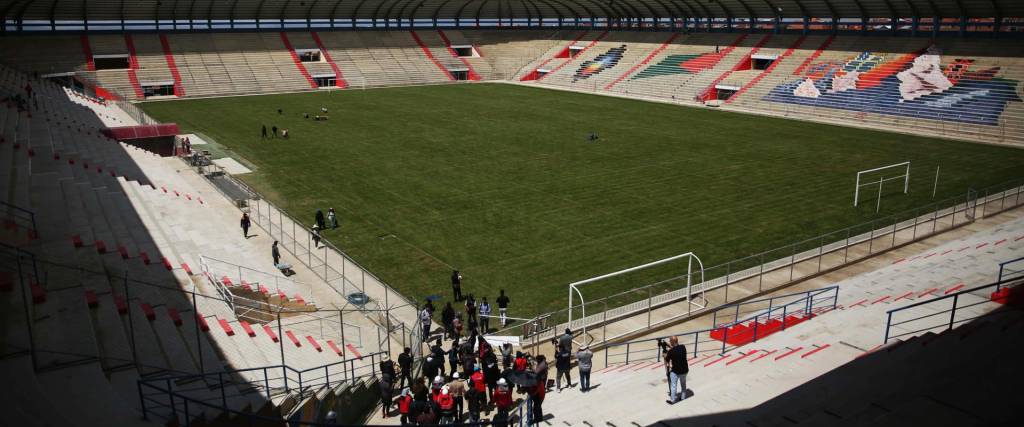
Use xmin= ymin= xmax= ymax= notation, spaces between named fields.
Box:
xmin=447 ymin=372 xmax=467 ymax=419
xmin=577 ymin=345 xmax=594 ymax=392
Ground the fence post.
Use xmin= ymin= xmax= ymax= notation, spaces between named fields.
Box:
xmin=868 ymin=219 xmax=875 ymax=254
xmin=781 ymin=305 xmax=788 ymax=330
xmin=883 ymin=311 xmax=892 ymax=343
xmin=278 ymin=312 xmax=287 ymax=392
xmin=789 ymin=244 xmax=796 ymax=281
xmin=758 ymin=253 xmax=764 ymax=292
xmin=340 ymin=310 xmax=346 ymax=352
xmin=817 ymin=235 xmax=824 ymax=272
xmin=219 ymin=372 xmax=226 ymax=408
xmin=948 ymin=294 xmax=959 ymax=331
xmin=890 ymin=216 xmax=897 ymax=247
xmin=625 ymin=343 xmax=630 ymax=364
xmin=602 ymin=300 xmax=608 ymax=344
xmin=647 ymin=287 xmax=652 ymax=328
xmin=693 ymin=333 xmax=698 ymax=358
xmin=843 ymin=228 xmax=850 ymax=263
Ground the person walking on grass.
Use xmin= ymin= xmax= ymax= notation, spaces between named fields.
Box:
xmin=479 ymin=297 xmax=492 ymax=333
xmin=451 ymin=270 xmax=463 ymax=301
xmin=261 ymin=125 xmax=268 ymax=139
xmin=666 ymin=336 xmax=689 ymax=404
xmin=496 ymin=290 xmax=510 ymax=327
xmin=327 ymin=207 xmax=338 ymax=228
xmin=555 ymin=344 xmax=572 ymax=391
xmin=577 ymin=345 xmax=593 ymax=392
xmin=271 ymin=241 xmax=281 ymax=266
xmin=315 ymin=210 xmax=326 ymax=230
xmin=240 ymin=213 xmax=251 ymax=238
xmin=271 ymin=125 xmax=278 ymax=138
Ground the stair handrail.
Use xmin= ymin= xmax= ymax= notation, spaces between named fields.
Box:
xmin=603 ymin=285 xmax=839 ymax=367
xmin=997 ymin=256 xmax=1024 ymax=284
xmin=883 ymin=276 xmax=1022 ymax=344
xmin=0 ymin=200 xmax=38 ymax=240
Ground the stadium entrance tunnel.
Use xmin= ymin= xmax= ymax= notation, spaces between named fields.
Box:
xmin=142 ymin=82 xmax=175 ymax=97
xmin=451 ymin=45 xmax=478 ymax=58
xmin=94 ymin=54 xmax=130 ymax=70
xmin=450 ymin=69 xmax=471 ymax=81
xmin=296 ymin=49 xmax=322 ymax=63
xmin=752 ymin=55 xmax=777 ymax=70
xmin=313 ymin=74 xmax=337 ymax=88
xmin=713 ymin=85 xmax=740 ymax=101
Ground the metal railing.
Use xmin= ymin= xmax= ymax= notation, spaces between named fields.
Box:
xmin=498 ymin=187 xmax=989 ymax=348
xmin=603 ymin=286 xmax=839 ymax=367
xmin=0 ymin=200 xmax=38 ymax=240
xmin=883 ymin=277 xmax=1022 ymax=344
xmin=138 ymin=351 xmax=385 ymax=423
xmin=138 ymin=352 xmax=532 ymax=427
xmin=997 ymin=256 xmax=1024 ymax=284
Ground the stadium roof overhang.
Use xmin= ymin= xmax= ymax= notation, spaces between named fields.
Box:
xmin=0 ymin=0 xmax=1020 ymax=23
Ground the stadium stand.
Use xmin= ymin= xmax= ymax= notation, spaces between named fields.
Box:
xmin=0 ymin=63 xmax=392 ymax=425
xmin=2 ymin=1 xmax=1024 ymax=425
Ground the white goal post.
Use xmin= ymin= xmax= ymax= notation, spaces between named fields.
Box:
xmin=567 ymin=252 xmax=705 ymax=346
xmin=854 ymin=162 xmax=910 ymax=207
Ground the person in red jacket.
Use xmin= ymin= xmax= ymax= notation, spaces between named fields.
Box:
xmin=471 ymin=366 xmax=488 ymax=408
xmin=492 ymin=378 xmax=513 ymax=415
xmin=397 ymin=388 xmax=412 ymax=425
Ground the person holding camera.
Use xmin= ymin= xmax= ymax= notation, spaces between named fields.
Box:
xmin=664 ymin=336 xmax=689 ymax=404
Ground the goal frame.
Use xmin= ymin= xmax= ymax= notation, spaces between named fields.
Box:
xmin=854 ymin=162 xmax=910 ymax=207
xmin=567 ymin=252 xmax=705 ymax=346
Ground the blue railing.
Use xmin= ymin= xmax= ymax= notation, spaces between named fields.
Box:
xmin=604 ymin=286 xmax=839 ymax=367
xmin=0 ymin=200 xmax=38 ymax=240
xmin=883 ymin=276 xmax=1021 ymax=343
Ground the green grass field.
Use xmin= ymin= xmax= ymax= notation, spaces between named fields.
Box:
xmin=141 ymin=83 xmax=1024 ymax=318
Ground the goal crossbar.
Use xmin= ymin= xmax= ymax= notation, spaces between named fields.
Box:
xmin=854 ymin=161 xmax=910 ymax=207
xmin=567 ymin=252 xmax=705 ymax=346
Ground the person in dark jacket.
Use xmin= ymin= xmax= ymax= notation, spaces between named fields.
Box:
xmin=261 ymin=124 xmax=268 ymax=139
xmin=315 ymin=209 xmax=326 ymax=230
xmin=442 ymin=302 xmax=456 ymax=339
xmin=398 ymin=347 xmax=413 ymax=389
xmin=465 ymin=294 xmax=477 ymax=328
xmin=555 ymin=345 xmax=572 ymax=391
xmin=379 ymin=374 xmax=394 ymax=418
xmin=496 ymin=289 xmax=510 ymax=327
xmin=423 ymin=355 xmax=439 ymax=381
xmin=448 ymin=339 xmax=461 ymax=375
xmin=271 ymin=241 xmax=281 ymax=266
xmin=380 ymin=357 xmax=397 ymax=380
xmin=530 ymin=355 xmax=548 ymax=424
xmin=271 ymin=125 xmax=278 ymax=138
xmin=451 ymin=270 xmax=463 ymax=301
xmin=483 ymin=351 xmax=501 ymax=409
xmin=240 ymin=213 xmax=251 ymax=238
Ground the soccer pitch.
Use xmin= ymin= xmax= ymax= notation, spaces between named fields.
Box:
xmin=141 ymin=83 xmax=1024 ymax=318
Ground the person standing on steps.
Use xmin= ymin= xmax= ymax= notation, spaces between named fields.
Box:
xmin=666 ymin=336 xmax=690 ymax=404
xmin=530 ymin=355 xmax=548 ymax=425
xmin=315 ymin=209 xmax=326 ymax=231
xmin=420 ymin=305 xmax=433 ymax=341
xmin=271 ymin=241 xmax=281 ymax=266
xmin=558 ymin=328 xmax=573 ymax=353
xmin=442 ymin=302 xmax=456 ymax=339
xmin=555 ymin=344 xmax=572 ymax=391
xmin=451 ymin=270 xmax=463 ymax=301
xmin=496 ymin=290 xmax=510 ymax=327
xmin=398 ymin=347 xmax=413 ymax=389
xmin=479 ymin=297 xmax=492 ymax=333
xmin=240 ymin=213 xmax=251 ymax=238
xmin=576 ymin=345 xmax=593 ymax=392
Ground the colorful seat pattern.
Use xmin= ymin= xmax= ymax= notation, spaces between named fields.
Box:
xmin=763 ymin=47 xmax=1021 ymax=126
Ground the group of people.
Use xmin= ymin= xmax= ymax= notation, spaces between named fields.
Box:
xmin=261 ymin=124 xmax=288 ymax=139
xmin=312 ymin=208 xmax=339 ymax=248
xmin=380 ymin=330 xmax=584 ymax=425
xmin=420 ymin=271 xmax=511 ymax=340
